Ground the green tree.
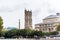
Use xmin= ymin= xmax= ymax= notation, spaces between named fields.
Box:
xmin=44 ymin=32 xmax=51 ymax=36
xmin=33 ymin=30 xmax=43 ymax=37
xmin=0 ymin=17 xmax=3 ymax=32
xmin=4 ymin=29 xmax=18 ymax=38
xmin=50 ymin=31 xmax=58 ymax=35
xmin=4 ymin=29 xmax=44 ymax=38
xmin=25 ymin=29 xmax=33 ymax=38
xmin=44 ymin=31 xmax=58 ymax=36
xmin=57 ymin=25 xmax=60 ymax=31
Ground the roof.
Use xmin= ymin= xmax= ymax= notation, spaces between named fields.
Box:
xmin=7 ymin=27 xmax=16 ymax=29
xmin=36 ymin=22 xmax=60 ymax=25
xmin=43 ymin=13 xmax=60 ymax=19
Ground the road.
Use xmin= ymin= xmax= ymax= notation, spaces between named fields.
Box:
xmin=0 ymin=38 xmax=60 ymax=40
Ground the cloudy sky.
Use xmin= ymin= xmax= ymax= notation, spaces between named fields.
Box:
xmin=0 ymin=0 xmax=60 ymax=29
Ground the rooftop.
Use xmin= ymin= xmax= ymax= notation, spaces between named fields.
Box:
xmin=43 ymin=13 xmax=60 ymax=19
xmin=35 ymin=22 xmax=60 ymax=25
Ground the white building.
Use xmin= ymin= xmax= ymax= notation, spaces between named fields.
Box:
xmin=35 ymin=13 xmax=60 ymax=32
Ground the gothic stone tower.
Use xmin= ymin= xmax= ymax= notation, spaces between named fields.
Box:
xmin=25 ymin=9 xmax=32 ymax=29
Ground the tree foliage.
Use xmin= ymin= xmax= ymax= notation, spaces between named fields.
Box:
xmin=57 ymin=25 xmax=60 ymax=31
xmin=4 ymin=29 xmax=18 ymax=38
xmin=3 ymin=29 xmax=58 ymax=38
xmin=4 ymin=29 xmax=44 ymax=38
xmin=44 ymin=31 xmax=58 ymax=36
xmin=0 ymin=17 xmax=3 ymax=32
xmin=50 ymin=31 xmax=58 ymax=35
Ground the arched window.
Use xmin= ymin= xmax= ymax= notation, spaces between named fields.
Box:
xmin=49 ymin=28 xmax=51 ymax=32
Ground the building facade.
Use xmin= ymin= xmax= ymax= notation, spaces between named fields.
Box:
xmin=25 ymin=9 xmax=32 ymax=29
xmin=35 ymin=13 xmax=60 ymax=32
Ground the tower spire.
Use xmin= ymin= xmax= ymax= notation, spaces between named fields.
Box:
xmin=19 ymin=19 xmax=20 ymax=30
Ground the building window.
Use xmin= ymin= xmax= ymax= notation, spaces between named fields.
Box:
xmin=40 ymin=29 xmax=41 ymax=31
xmin=49 ymin=28 xmax=51 ymax=32
xmin=45 ymin=24 xmax=47 ymax=26
xmin=43 ymin=29 xmax=44 ymax=31
xmin=52 ymin=28 xmax=53 ymax=30
xmin=50 ymin=24 xmax=52 ymax=26
xmin=46 ymin=28 xmax=47 ymax=30
xmin=39 ymin=25 xmax=41 ymax=26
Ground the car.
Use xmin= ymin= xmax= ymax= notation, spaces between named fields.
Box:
xmin=49 ymin=35 xmax=60 ymax=39
xmin=0 ymin=37 xmax=5 ymax=39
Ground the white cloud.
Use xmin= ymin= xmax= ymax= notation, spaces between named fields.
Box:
xmin=0 ymin=0 xmax=60 ymax=29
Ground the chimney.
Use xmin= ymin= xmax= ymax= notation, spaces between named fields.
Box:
xmin=56 ymin=13 xmax=60 ymax=16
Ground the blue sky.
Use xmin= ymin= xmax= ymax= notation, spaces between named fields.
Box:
xmin=0 ymin=0 xmax=60 ymax=29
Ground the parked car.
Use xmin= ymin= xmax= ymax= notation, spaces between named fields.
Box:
xmin=49 ymin=35 xmax=60 ymax=39
xmin=0 ymin=37 xmax=5 ymax=39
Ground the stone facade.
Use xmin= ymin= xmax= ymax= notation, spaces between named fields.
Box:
xmin=43 ymin=17 xmax=60 ymax=23
xmin=35 ymin=13 xmax=60 ymax=32
xmin=25 ymin=9 xmax=32 ymax=29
